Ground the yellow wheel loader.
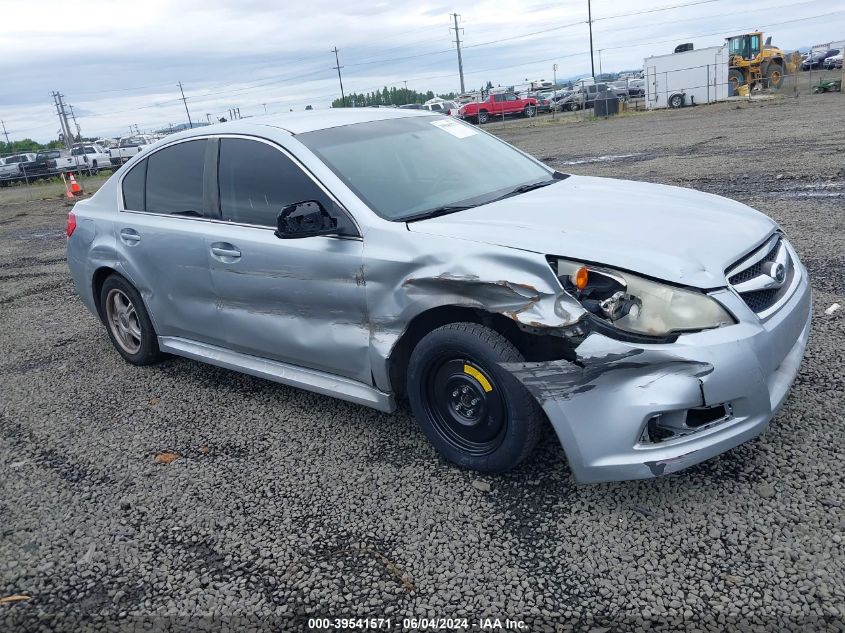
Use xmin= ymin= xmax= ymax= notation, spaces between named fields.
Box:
xmin=726 ymin=32 xmax=792 ymax=92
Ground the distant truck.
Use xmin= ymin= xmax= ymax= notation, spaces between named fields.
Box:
xmin=458 ymin=93 xmax=538 ymax=124
xmin=1 ymin=153 xmax=36 ymax=181
xmin=109 ymin=135 xmax=154 ymax=166
xmin=70 ymin=144 xmax=112 ymax=174
xmin=29 ymin=149 xmax=73 ymax=179
xmin=0 ymin=158 xmax=22 ymax=185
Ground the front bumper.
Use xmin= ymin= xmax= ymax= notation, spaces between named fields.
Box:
xmin=508 ymin=264 xmax=812 ymax=483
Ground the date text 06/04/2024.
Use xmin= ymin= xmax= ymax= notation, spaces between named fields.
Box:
xmin=306 ymin=617 xmax=527 ymax=630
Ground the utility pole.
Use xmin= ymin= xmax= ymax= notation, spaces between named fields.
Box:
xmin=0 ymin=120 xmax=10 ymax=147
xmin=552 ymin=64 xmax=558 ymax=120
xmin=68 ymin=104 xmax=82 ymax=141
xmin=598 ymin=49 xmax=603 ymax=78
xmin=451 ymin=13 xmax=466 ymax=93
xmin=177 ymin=81 xmax=193 ymax=128
xmin=587 ymin=0 xmax=596 ymax=79
xmin=51 ymin=92 xmax=73 ymax=150
xmin=332 ymin=47 xmax=346 ymax=107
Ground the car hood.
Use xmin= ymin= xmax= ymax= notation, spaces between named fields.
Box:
xmin=406 ymin=175 xmax=777 ymax=288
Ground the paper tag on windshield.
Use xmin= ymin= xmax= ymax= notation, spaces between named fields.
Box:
xmin=430 ymin=118 xmax=478 ymax=138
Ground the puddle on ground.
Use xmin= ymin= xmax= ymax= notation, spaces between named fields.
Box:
xmin=555 ymin=153 xmax=647 ymax=165
xmin=760 ymin=181 xmax=845 ymax=199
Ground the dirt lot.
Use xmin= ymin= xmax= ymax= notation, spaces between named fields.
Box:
xmin=1 ymin=94 xmax=843 ymax=632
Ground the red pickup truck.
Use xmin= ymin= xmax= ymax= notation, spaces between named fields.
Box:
xmin=458 ymin=93 xmax=538 ymax=124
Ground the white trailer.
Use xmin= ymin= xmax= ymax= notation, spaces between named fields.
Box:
xmin=644 ymin=45 xmax=729 ymax=109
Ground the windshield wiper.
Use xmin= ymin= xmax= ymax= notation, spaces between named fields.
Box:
xmin=401 ymin=205 xmax=475 ymax=223
xmin=499 ymin=179 xmax=557 ymax=199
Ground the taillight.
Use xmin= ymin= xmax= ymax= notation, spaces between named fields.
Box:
xmin=66 ymin=211 xmax=77 ymax=237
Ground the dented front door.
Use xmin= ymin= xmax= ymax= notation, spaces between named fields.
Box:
xmin=203 ymin=135 xmax=370 ymax=384
xmin=205 ymin=223 xmax=370 ymax=383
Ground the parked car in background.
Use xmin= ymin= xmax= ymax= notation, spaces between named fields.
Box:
xmin=66 ymin=109 xmax=811 ymax=483
xmin=110 ymin=135 xmax=154 ymax=166
xmin=538 ymin=91 xmax=558 ymax=112
xmin=627 ymin=78 xmax=646 ymax=98
xmin=70 ymin=144 xmax=112 ymax=174
xmin=0 ymin=158 xmax=22 ymax=185
xmin=29 ymin=149 xmax=72 ymax=178
xmin=459 ymin=92 xmax=537 ymax=124
xmin=398 ymin=104 xmax=424 ymax=109
xmin=802 ymin=49 xmax=838 ymax=70
xmin=96 ymin=138 xmax=119 ymax=150
xmin=423 ymin=101 xmax=460 ymax=115
xmin=823 ymin=52 xmax=842 ymax=69
xmin=2 ymin=153 xmax=36 ymax=178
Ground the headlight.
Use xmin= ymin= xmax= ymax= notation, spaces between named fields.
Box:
xmin=550 ymin=257 xmax=735 ymax=337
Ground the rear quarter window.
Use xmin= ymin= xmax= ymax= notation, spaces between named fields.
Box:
xmin=145 ymin=140 xmax=206 ymax=215
xmin=122 ymin=160 xmax=146 ymax=211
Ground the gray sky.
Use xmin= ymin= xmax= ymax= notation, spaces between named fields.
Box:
xmin=1 ymin=0 xmax=842 ymax=142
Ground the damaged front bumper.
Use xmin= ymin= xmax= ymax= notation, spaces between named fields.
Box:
xmin=507 ymin=272 xmax=812 ymax=484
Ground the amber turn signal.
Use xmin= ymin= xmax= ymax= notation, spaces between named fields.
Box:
xmin=572 ymin=265 xmax=589 ymax=290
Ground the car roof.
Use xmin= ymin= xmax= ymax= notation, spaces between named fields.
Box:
xmin=246 ymin=108 xmax=435 ymax=134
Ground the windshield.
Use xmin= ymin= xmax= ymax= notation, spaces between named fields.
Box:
xmin=119 ymin=137 xmax=143 ymax=147
xmin=298 ymin=116 xmax=554 ymax=220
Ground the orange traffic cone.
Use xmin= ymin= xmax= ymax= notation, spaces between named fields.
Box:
xmin=69 ymin=173 xmax=83 ymax=196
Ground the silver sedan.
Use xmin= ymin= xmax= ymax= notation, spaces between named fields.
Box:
xmin=66 ymin=109 xmax=811 ymax=483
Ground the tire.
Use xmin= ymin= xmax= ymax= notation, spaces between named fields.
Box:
xmin=99 ymin=274 xmax=165 ymax=365
xmin=90 ymin=160 xmax=99 ymax=175
xmin=729 ymin=68 xmax=745 ymax=93
xmin=765 ymin=62 xmax=784 ymax=90
xmin=669 ymin=93 xmax=684 ymax=108
xmin=566 ymin=102 xmax=578 ymax=111
xmin=407 ymin=322 xmax=544 ymax=473
xmin=523 ymin=105 xmax=536 ymax=118
xmin=477 ymin=110 xmax=489 ymax=124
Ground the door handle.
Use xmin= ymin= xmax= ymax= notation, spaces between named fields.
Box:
xmin=119 ymin=228 xmax=140 ymax=244
xmin=211 ymin=243 xmax=241 ymax=260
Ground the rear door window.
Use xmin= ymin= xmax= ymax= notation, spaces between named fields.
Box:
xmin=145 ymin=140 xmax=206 ymax=216
xmin=217 ymin=138 xmax=329 ymax=227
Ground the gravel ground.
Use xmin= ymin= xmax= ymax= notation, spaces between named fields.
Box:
xmin=1 ymin=94 xmax=844 ymax=632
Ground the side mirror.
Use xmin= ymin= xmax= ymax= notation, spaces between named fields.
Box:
xmin=274 ymin=200 xmax=339 ymax=239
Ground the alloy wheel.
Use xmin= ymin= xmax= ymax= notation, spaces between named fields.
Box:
xmin=105 ymin=289 xmax=142 ymax=354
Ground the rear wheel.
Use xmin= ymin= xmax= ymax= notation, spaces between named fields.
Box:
xmin=90 ymin=160 xmax=99 ymax=175
xmin=100 ymin=274 xmax=165 ymax=365
xmin=407 ymin=322 xmax=544 ymax=473
xmin=765 ymin=62 xmax=784 ymax=90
